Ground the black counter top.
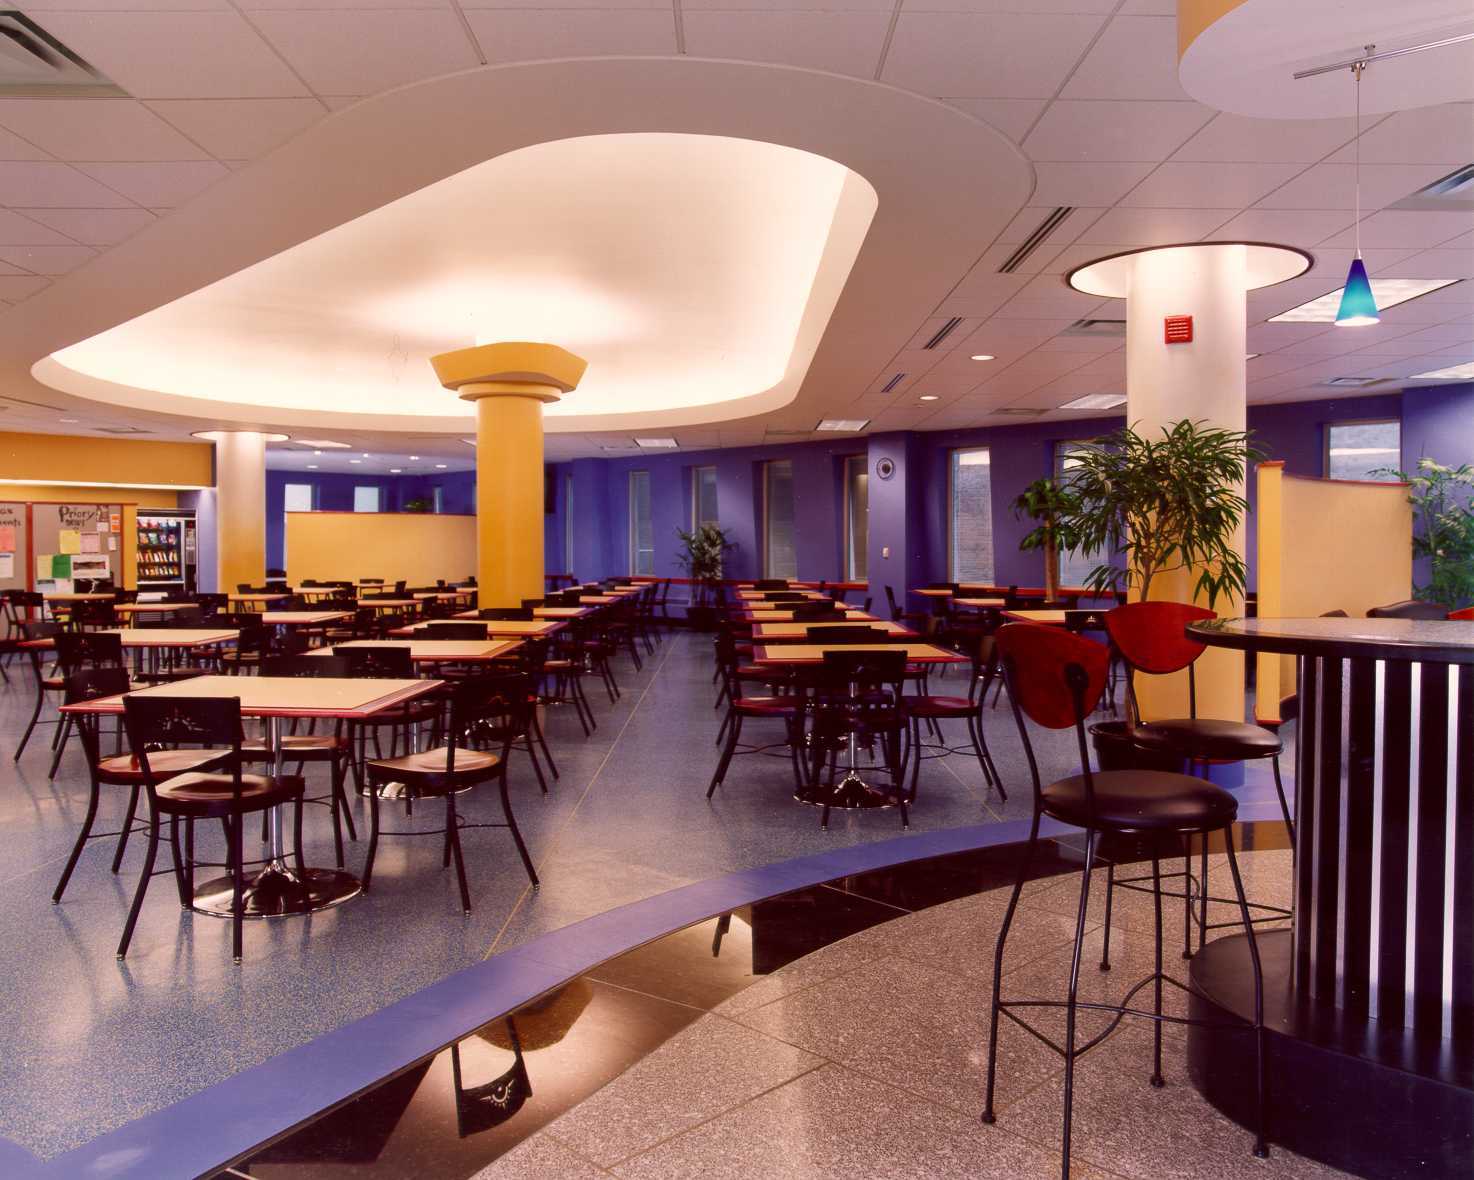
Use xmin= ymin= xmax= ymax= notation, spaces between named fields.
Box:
xmin=1189 ymin=617 xmax=1474 ymax=664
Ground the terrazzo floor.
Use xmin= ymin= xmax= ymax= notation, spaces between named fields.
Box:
xmin=0 ymin=627 xmax=1090 ymax=1159
xmin=466 ymin=847 xmax=1348 ymax=1180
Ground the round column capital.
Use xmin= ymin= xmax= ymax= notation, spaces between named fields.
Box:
xmin=431 ymin=342 xmax=588 ymax=405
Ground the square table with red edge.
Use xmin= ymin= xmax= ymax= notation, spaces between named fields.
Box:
xmin=1001 ymin=609 xmax=1069 ymax=626
xmin=391 ymin=618 xmax=566 ymax=639
xmin=261 ymin=611 xmax=351 ymax=627
xmin=751 ymin=620 xmax=919 ymax=641
xmin=61 ymin=673 xmax=441 ymax=917
xmin=44 ymin=592 xmax=116 ymax=603
xmin=114 ymin=602 xmax=199 ymax=618
xmin=356 ymin=598 xmax=420 ymax=611
xmin=314 ymin=638 xmax=523 ymax=664
xmin=734 ymin=590 xmax=832 ymax=602
xmin=740 ymin=608 xmax=875 ymax=622
xmin=456 ymin=606 xmax=592 ymax=621
xmin=752 ymin=641 xmax=967 ymax=666
xmin=952 ymin=597 xmax=1007 ymax=609
xmin=22 ymin=627 xmax=239 ymax=652
xmin=229 ymin=592 xmax=290 ymax=607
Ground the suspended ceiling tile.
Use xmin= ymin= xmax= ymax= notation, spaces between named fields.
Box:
xmin=15 ymin=207 xmax=158 ymax=246
xmin=882 ymin=12 xmax=1106 ymax=98
xmin=1172 ymin=112 xmax=1358 ymax=164
xmin=0 ymin=99 xmax=210 ymax=162
xmin=0 ymin=161 xmax=135 ymax=207
xmin=146 ymin=98 xmax=326 ymax=159
xmin=1023 ymin=100 xmax=1213 ymax=163
xmin=1120 ymin=161 xmax=1306 ymax=208
xmin=681 ymin=11 xmax=888 ymax=77
xmin=1254 ymin=162 xmax=1456 ymax=211
xmin=468 ymin=10 xmax=677 ymax=62
xmin=28 ymin=10 xmax=310 ymax=98
xmin=0 ymin=275 xmax=52 ymax=300
xmin=1318 ymin=211 xmax=1474 ymax=251
xmin=251 ymin=9 xmax=480 ymax=96
xmin=74 ymin=161 xmax=229 ymax=207
xmin=0 ymin=209 xmax=78 ymax=245
xmin=1073 ymin=205 xmax=1234 ymax=245
xmin=0 ymin=244 xmax=96 ymax=275
xmin=1059 ymin=15 xmax=1187 ymax=101
xmin=1324 ymin=103 xmax=1474 ymax=165
xmin=0 ymin=124 xmax=56 ymax=162
xmin=1030 ymin=161 xmax=1155 ymax=206
xmin=941 ymin=98 xmax=1048 ymax=143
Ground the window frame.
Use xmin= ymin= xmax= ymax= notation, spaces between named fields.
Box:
xmin=842 ymin=453 xmax=868 ymax=583
xmin=691 ymin=465 xmax=719 ymax=531
xmin=628 ymin=469 xmax=654 ymax=576
xmin=947 ymin=445 xmax=994 ymax=583
xmin=762 ymin=459 xmax=798 ymax=580
xmin=1054 ymin=439 xmax=1106 ymax=587
xmin=1324 ymin=417 xmax=1402 ymax=482
xmin=352 ymin=485 xmax=380 ymax=513
xmin=282 ymin=482 xmax=314 ymax=513
xmin=563 ymin=471 xmax=575 ymax=576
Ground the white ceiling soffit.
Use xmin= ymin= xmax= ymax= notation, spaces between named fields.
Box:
xmin=18 ymin=58 xmax=1031 ymax=437
xmin=1179 ymin=0 xmax=1474 ymax=119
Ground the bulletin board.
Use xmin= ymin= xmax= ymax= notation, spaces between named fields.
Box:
xmin=0 ymin=502 xmax=25 ymax=592
xmin=30 ymin=502 xmax=123 ymax=590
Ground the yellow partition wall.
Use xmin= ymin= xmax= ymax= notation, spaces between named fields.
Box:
xmin=1255 ymin=461 xmax=1412 ymax=722
xmin=286 ymin=511 xmax=477 ymax=586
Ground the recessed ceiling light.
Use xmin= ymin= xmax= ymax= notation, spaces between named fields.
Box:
xmin=435 ymin=463 xmax=447 ymax=469
xmin=919 ymin=395 xmax=940 ymax=402
xmin=409 ymin=455 xmax=419 ymax=460
xmin=348 ymin=459 xmax=361 ymax=464
xmin=1059 ymin=393 xmax=1127 ymax=411
xmin=970 ymin=354 xmax=995 ymax=361
xmin=816 ymin=419 xmax=870 ymax=431
xmin=1411 ymin=361 xmax=1474 ymax=380
xmin=389 ymin=467 xmax=402 ymax=473
xmin=361 ymin=453 xmax=370 ymax=458
xmin=296 ymin=438 xmax=349 ymax=449
xmin=58 ymin=417 xmax=78 ymax=423
xmin=1268 ymin=278 xmax=1461 ymax=323
xmin=306 ymin=464 xmax=318 ymax=470
xmin=312 ymin=450 xmax=322 ymax=456
xmin=635 ymin=437 xmax=678 ymax=449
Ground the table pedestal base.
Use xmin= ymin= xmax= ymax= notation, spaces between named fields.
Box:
xmin=1186 ymin=930 xmax=1472 ymax=1180
xmin=795 ymin=773 xmax=905 ymax=810
xmin=193 ymin=863 xmax=361 ymax=918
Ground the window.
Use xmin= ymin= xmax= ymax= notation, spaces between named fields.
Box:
xmin=691 ymin=465 xmax=719 ymax=529
xmin=949 ymin=447 xmax=994 ymax=582
xmin=283 ymin=483 xmax=313 ymax=512
xmin=629 ymin=470 xmax=654 ymax=575
xmin=1327 ymin=419 xmax=1401 ymax=481
xmin=563 ymin=471 xmax=575 ymax=576
xmin=843 ymin=454 xmax=868 ymax=581
xmin=432 ymin=486 xmax=443 ymax=514
xmin=352 ymin=486 xmax=380 ymax=513
xmin=763 ymin=460 xmax=798 ymax=579
xmin=1055 ymin=441 xmax=1105 ymax=588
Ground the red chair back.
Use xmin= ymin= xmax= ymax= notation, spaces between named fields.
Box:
xmin=1447 ymin=606 xmax=1473 ymax=621
xmin=995 ymin=623 xmax=1108 ymax=730
xmin=1104 ymin=601 xmax=1215 ymax=675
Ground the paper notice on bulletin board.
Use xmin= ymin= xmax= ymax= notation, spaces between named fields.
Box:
xmin=80 ymin=532 xmax=101 ymax=554
xmin=96 ymin=521 xmax=108 ymax=533
xmin=52 ymin=554 xmax=71 ymax=578
xmin=109 ymin=512 xmax=121 ymax=533
xmin=0 ymin=525 xmax=14 ymax=552
xmin=36 ymin=555 xmax=52 ymax=580
xmin=107 ymin=535 xmax=117 ymax=552
xmin=0 ymin=553 xmax=12 ymax=579
xmin=58 ymin=529 xmax=81 ymax=555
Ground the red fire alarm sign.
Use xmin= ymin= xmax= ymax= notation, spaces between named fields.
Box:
xmin=1164 ymin=315 xmax=1193 ymax=344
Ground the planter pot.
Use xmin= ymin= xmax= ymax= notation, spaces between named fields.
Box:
xmin=1089 ymin=721 xmax=1184 ymax=774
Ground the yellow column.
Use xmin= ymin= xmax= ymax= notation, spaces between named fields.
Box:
xmin=201 ymin=430 xmax=268 ymax=594
xmin=431 ymin=343 xmax=587 ymax=607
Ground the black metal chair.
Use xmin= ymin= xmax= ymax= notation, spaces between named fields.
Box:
xmin=362 ymin=672 xmax=539 ymax=912
xmin=805 ymin=647 xmax=910 ymax=828
xmin=119 ymin=692 xmax=305 ymax=962
xmin=982 ymin=622 xmax=1269 ymax=1176
xmin=708 ymin=629 xmax=806 ymax=800
xmin=902 ymin=632 xmax=1004 ymax=802
xmin=480 ymin=607 xmax=534 ymax=621
xmin=1367 ymin=599 xmax=1449 ymax=619
xmin=425 ymin=622 xmax=492 ymax=640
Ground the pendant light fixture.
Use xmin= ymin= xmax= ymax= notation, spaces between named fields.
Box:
xmin=1335 ymin=46 xmax=1378 ymax=327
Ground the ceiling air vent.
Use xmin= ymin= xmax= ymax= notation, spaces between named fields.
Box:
xmin=1062 ymin=318 xmax=1127 ymax=337
xmin=880 ymin=372 xmax=907 ymax=393
xmin=992 ymin=407 xmax=1047 ymax=418
xmin=1389 ymin=163 xmax=1474 ymax=212
xmin=922 ymin=317 xmax=963 ymax=349
xmin=95 ymin=425 xmax=152 ymax=434
xmin=1321 ymin=376 xmax=1386 ymax=388
xmin=764 ymin=429 xmax=813 ymax=438
xmin=998 ymin=207 xmax=1074 ymax=274
xmin=0 ymin=12 xmax=123 ymax=96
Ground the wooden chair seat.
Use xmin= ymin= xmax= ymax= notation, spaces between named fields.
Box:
xmin=366 ymin=745 xmax=501 ymax=789
xmin=97 ymin=747 xmax=230 ymax=783
xmin=155 ymin=771 xmax=304 ymax=817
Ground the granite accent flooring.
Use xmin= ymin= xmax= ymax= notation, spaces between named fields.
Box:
xmin=0 ymin=626 xmax=1088 ymax=1159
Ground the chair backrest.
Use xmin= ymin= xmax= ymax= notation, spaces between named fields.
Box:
xmin=816 ymin=648 xmax=907 ymax=701
xmin=21 ymin=620 xmax=61 ymax=643
xmin=753 ymin=579 xmax=789 ymax=590
xmin=122 ymin=693 xmax=243 ymax=795
xmin=55 ymin=629 xmax=124 ymax=673
xmin=792 ymin=601 xmax=841 ymax=619
xmin=519 ymin=599 xmax=546 ymax=611
xmin=393 ymin=580 xmax=408 ymax=595
xmin=196 ymin=593 xmax=228 ymax=618
xmin=427 ymin=622 xmax=490 ymax=640
xmin=1448 ymin=606 xmax=1474 ymax=621
xmin=336 ymin=644 xmax=414 ymax=679
xmin=995 ymin=623 xmax=1109 ymax=731
xmin=883 ymin=584 xmax=904 ymax=619
xmin=764 ymin=592 xmax=806 ymax=602
xmin=446 ymin=671 xmax=527 ymax=774
xmin=481 ymin=607 xmax=534 ymax=621
xmin=807 ymin=625 xmax=887 ymax=644
xmin=1368 ymin=599 xmax=1449 ymax=620
xmin=1104 ymin=601 xmax=1215 ymax=675
xmin=74 ymin=600 xmax=118 ymax=627
xmin=1063 ymin=608 xmax=1111 ymax=634
xmin=262 ymin=654 xmax=350 ymax=677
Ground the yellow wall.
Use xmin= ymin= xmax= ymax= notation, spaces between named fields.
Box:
xmin=0 ymin=430 xmax=212 ymax=488
xmin=1255 ymin=462 xmax=1413 ymax=721
xmin=0 ymin=483 xmax=179 ymax=508
xmin=286 ymin=511 xmax=477 ymax=586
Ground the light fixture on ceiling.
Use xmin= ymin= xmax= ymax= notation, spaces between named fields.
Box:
xmin=295 ymin=438 xmax=349 ymax=449
xmin=409 ymin=455 xmax=420 ymax=460
xmin=1269 ymin=278 xmax=1459 ymax=323
xmin=312 ymin=450 xmax=322 ymax=456
xmin=307 ymin=464 xmax=318 ymax=470
xmin=970 ymin=354 xmax=995 ymax=361
xmin=1060 ymin=393 xmax=1127 ymax=411
xmin=1338 ymin=48 xmax=1378 ymax=326
xmin=635 ymin=437 xmax=678 ymax=449
xmin=435 ymin=463 xmax=448 ymax=469
xmin=390 ymin=467 xmax=402 ymax=473
xmin=1411 ymin=361 xmax=1474 ymax=380
xmin=919 ymin=395 xmax=940 ymax=402
xmin=348 ymin=459 xmax=361 ymax=464
xmin=816 ymin=419 xmax=869 ymax=431
xmin=1246 ymin=353 xmax=1261 ymax=360
xmin=361 ymin=452 xmax=370 ymax=458
xmin=58 ymin=417 xmax=78 ymax=423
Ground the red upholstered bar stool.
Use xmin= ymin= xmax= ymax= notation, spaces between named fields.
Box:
xmin=1104 ymin=601 xmax=1290 ymax=959
xmin=981 ymin=623 xmax=1270 ymax=1175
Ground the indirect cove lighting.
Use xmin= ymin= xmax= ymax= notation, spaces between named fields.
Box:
xmin=1059 ymin=393 xmax=1127 ymax=411
xmin=1412 ymin=361 xmax=1474 ymax=380
xmin=816 ymin=419 xmax=869 ymax=431
xmin=1269 ymin=278 xmax=1460 ymax=323
xmin=635 ymin=438 xmax=679 ymax=449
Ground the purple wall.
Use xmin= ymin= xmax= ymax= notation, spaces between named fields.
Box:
xmin=1398 ymin=381 xmax=1474 ymax=591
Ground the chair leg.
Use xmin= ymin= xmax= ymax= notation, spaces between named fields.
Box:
xmin=1182 ymin=836 xmax=1194 ymax=960
xmin=1271 ymin=755 xmax=1294 ymax=843
xmin=14 ymin=676 xmax=47 ymax=760
xmin=117 ymin=811 xmax=161 ymax=960
xmin=530 ymin=711 xmax=558 ymax=779
xmin=500 ymin=770 xmax=539 ymax=889
xmin=969 ymin=713 xmax=1005 ymax=799
xmin=446 ymin=795 xmax=472 ymax=914
xmin=112 ymin=784 xmax=141 ymax=873
xmin=328 ymin=758 xmax=346 ymax=868
xmin=168 ymin=815 xmax=189 ymax=907
xmin=707 ymin=712 xmax=742 ymax=798
xmin=1100 ymin=859 xmax=1114 ymax=971
xmin=983 ymin=812 xmax=1042 ymax=1123
xmin=53 ymin=775 xmax=101 ymax=903
xmin=524 ymin=735 xmax=548 ymax=795
xmin=1223 ymin=832 xmax=1269 ymax=1159
xmin=230 ymin=814 xmax=245 ymax=964
xmin=1150 ymin=855 xmax=1165 ymax=1088
xmin=361 ymin=781 xmax=381 ymax=890
xmin=1198 ymin=831 xmax=1209 ymax=954
xmin=47 ymin=715 xmax=72 ymax=779
xmin=1059 ymin=829 xmax=1099 ymax=1177
xmin=293 ymin=799 xmax=306 ymax=875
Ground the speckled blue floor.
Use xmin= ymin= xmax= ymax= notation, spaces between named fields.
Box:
xmin=0 ymin=632 xmax=1281 ymax=1161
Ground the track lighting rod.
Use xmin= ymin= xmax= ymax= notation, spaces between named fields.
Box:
xmin=1292 ymin=30 xmax=1474 ymax=79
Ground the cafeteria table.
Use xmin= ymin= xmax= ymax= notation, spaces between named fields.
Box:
xmin=260 ymin=610 xmax=351 ymax=628
xmin=455 ymin=606 xmax=592 ymax=621
xmin=61 ymin=673 xmax=440 ymax=916
xmin=314 ymin=638 xmax=522 ymax=665
xmin=952 ymin=597 xmax=1007 ymax=609
xmin=391 ymin=619 xmax=566 ymax=639
xmin=113 ymin=601 xmax=200 ymax=619
xmin=751 ymin=620 xmax=917 ymax=640
xmin=1001 ymin=609 xmax=1069 ymax=626
xmin=229 ymin=592 xmax=290 ymax=608
xmin=734 ymin=590 xmax=832 ymax=602
xmin=356 ymin=598 xmax=420 ymax=611
xmin=740 ymin=606 xmax=871 ymax=622
xmin=44 ymin=592 xmax=116 ymax=603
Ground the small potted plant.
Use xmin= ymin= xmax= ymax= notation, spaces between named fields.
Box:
xmin=1012 ymin=476 xmax=1080 ymax=602
xmin=401 ymin=497 xmax=432 ymax=514
xmin=675 ymin=522 xmax=734 ymax=630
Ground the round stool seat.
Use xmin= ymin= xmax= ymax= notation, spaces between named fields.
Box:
xmin=1042 ymin=768 xmax=1238 ymax=833
xmin=904 ymin=694 xmax=975 ymax=718
xmin=1131 ymin=717 xmax=1281 ymax=761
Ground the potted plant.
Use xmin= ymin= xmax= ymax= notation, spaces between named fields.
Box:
xmin=1061 ymin=418 xmax=1260 ymax=609
xmin=1012 ymin=476 xmax=1080 ymax=602
xmin=1374 ymin=458 xmax=1474 ymax=608
xmin=675 ymin=522 xmax=734 ymax=630
xmin=401 ymin=497 xmax=432 ymax=514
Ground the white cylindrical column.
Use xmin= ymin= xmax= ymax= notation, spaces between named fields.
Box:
xmin=206 ymin=430 xmax=268 ymax=594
